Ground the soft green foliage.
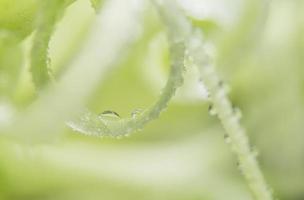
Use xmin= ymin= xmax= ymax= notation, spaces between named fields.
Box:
xmin=188 ymin=18 xmax=219 ymax=37
xmin=0 ymin=0 xmax=304 ymax=199
xmin=0 ymin=33 xmax=22 ymax=99
xmin=0 ymin=0 xmax=38 ymax=39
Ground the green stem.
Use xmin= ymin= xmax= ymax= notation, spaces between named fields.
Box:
xmin=67 ymin=33 xmax=186 ymax=137
xmin=154 ymin=0 xmax=273 ymax=199
xmin=190 ymin=32 xmax=272 ymax=200
xmin=6 ymin=0 xmax=142 ymax=143
xmin=30 ymin=0 xmax=76 ymax=90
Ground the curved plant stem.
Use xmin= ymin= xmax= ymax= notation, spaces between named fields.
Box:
xmin=30 ymin=0 xmax=76 ymax=90
xmin=28 ymin=0 xmax=180 ymax=139
xmin=153 ymin=0 xmax=273 ymax=199
xmin=67 ymin=29 xmax=186 ymax=137
xmin=30 ymin=0 xmax=105 ymax=91
xmin=6 ymin=0 xmax=142 ymax=143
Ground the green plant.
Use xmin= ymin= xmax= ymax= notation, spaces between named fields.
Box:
xmin=1 ymin=0 xmax=304 ymax=199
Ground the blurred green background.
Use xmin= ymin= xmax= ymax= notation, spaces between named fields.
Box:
xmin=0 ymin=0 xmax=304 ymax=199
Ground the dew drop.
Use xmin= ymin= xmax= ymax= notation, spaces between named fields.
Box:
xmin=208 ymin=104 xmax=217 ymax=116
xmin=99 ymin=110 xmax=120 ymax=120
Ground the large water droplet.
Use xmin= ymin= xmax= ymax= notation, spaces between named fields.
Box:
xmin=208 ymin=104 xmax=217 ymax=116
xmin=99 ymin=110 xmax=120 ymax=120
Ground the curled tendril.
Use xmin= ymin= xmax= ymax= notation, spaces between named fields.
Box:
xmin=6 ymin=0 xmax=143 ymax=142
xmin=66 ymin=0 xmax=190 ymax=138
xmin=29 ymin=0 xmax=185 ymax=138
xmin=67 ymin=39 xmax=186 ymax=137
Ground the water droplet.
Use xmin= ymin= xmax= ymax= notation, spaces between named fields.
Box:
xmin=131 ymin=108 xmax=142 ymax=119
xmin=101 ymin=110 xmax=120 ymax=117
xmin=224 ymin=134 xmax=232 ymax=144
xmin=99 ymin=110 xmax=120 ymax=120
xmin=208 ymin=104 xmax=217 ymax=116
